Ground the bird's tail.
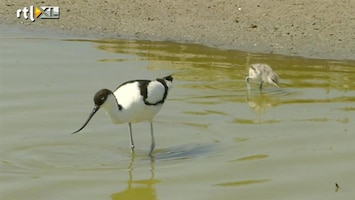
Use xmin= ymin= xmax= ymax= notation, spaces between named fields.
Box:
xmin=162 ymin=74 xmax=173 ymax=88
xmin=163 ymin=74 xmax=173 ymax=82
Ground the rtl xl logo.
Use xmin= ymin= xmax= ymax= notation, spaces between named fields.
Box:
xmin=17 ymin=6 xmax=60 ymax=22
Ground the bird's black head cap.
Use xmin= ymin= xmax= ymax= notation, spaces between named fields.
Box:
xmin=71 ymin=88 xmax=113 ymax=134
xmin=94 ymin=89 xmax=112 ymax=106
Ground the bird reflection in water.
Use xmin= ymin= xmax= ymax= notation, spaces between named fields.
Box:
xmin=246 ymin=92 xmax=279 ymax=118
xmin=111 ymin=154 xmax=160 ymax=200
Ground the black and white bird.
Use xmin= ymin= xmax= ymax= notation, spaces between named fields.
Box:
xmin=246 ymin=63 xmax=279 ymax=90
xmin=72 ymin=75 xmax=173 ymax=156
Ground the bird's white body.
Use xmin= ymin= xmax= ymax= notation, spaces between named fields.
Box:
xmin=102 ymin=80 xmax=168 ymax=124
xmin=246 ymin=63 xmax=279 ymax=89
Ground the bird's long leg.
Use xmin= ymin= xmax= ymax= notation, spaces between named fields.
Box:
xmin=259 ymin=81 xmax=264 ymax=92
xmin=148 ymin=121 xmax=156 ymax=157
xmin=245 ymin=77 xmax=251 ymax=91
xmin=128 ymin=123 xmax=135 ymax=153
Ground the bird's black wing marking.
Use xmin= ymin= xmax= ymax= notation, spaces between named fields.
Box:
xmin=140 ymin=79 xmax=168 ymax=106
xmin=138 ymin=80 xmax=150 ymax=102
xmin=115 ymin=80 xmax=151 ymax=110
xmin=155 ymin=78 xmax=169 ymax=103
xmin=115 ymin=79 xmax=147 ymax=90
xmin=115 ymin=78 xmax=170 ymax=106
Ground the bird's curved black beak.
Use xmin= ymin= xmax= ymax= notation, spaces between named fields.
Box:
xmin=72 ymin=105 xmax=100 ymax=134
xmin=271 ymin=79 xmax=279 ymax=88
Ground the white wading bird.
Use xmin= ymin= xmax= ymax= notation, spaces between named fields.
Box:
xmin=246 ymin=63 xmax=279 ymax=90
xmin=72 ymin=75 xmax=173 ymax=156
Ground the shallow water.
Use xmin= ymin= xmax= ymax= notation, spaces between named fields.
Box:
xmin=1 ymin=29 xmax=355 ymax=200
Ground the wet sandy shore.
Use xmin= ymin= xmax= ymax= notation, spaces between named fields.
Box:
xmin=2 ymin=0 xmax=354 ymax=60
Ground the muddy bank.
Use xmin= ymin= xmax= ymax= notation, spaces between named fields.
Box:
xmin=2 ymin=0 xmax=354 ymax=60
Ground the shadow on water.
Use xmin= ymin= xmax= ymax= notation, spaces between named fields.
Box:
xmin=154 ymin=143 xmax=215 ymax=161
